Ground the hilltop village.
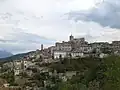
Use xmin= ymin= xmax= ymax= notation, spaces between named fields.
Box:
xmin=45 ymin=34 xmax=120 ymax=59
xmin=0 ymin=35 xmax=120 ymax=90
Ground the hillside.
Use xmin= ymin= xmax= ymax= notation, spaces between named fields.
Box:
xmin=46 ymin=56 xmax=120 ymax=90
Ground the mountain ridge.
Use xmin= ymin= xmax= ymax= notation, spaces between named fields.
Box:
xmin=0 ymin=50 xmax=13 ymax=59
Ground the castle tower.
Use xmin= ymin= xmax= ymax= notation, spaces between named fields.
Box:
xmin=69 ymin=34 xmax=74 ymax=41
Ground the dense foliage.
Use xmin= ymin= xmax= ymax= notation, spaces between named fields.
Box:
xmin=1 ymin=55 xmax=120 ymax=90
xmin=48 ymin=55 xmax=120 ymax=90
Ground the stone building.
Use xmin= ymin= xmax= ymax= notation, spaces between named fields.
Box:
xmin=69 ymin=35 xmax=88 ymax=50
xmin=90 ymin=42 xmax=110 ymax=53
xmin=78 ymin=44 xmax=92 ymax=53
xmin=48 ymin=46 xmax=56 ymax=56
xmin=112 ymin=41 xmax=120 ymax=53
xmin=55 ymin=41 xmax=72 ymax=51
xmin=53 ymin=35 xmax=91 ymax=59
xmin=13 ymin=60 xmax=23 ymax=76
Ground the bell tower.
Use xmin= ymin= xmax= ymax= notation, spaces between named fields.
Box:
xmin=41 ymin=44 xmax=43 ymax=50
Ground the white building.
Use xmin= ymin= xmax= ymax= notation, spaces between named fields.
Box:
xmin=23 ymin=60 xmax=34 ymax=69
xmin=14 ymin=69 xmax=22 ymax=76
xmin=71 ymin=52 xmax=84 ymax=58
xmin=13 ymin=60 xmax=23 ymax=70
xmin=54 ymin=51 xmax=67 ymax=59
xmin=99 ymin=53 xmax=108 ymax=58
xmin=54 ymin=50 xmax=84 ymax=59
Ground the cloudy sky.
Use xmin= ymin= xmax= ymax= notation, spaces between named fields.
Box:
xmin=0 ymin=0 xmax=120 ymax=54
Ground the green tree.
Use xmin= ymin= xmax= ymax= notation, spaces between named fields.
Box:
xmin=57 ymin=82 xmax=88 ymax=90
xmin=103 ymin=56 xmax=120 ymax=90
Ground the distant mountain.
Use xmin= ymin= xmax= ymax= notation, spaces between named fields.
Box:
xmin=0 ymin=50 xmax=13 ymax=58
xmin=0 ymin=51 xmax=36 ymax=62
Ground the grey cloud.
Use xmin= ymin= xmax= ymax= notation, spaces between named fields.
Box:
xmin=0 ymin=28 xmax=55 ymax=54
xmin=68 ymin=0 xmax=120 ymax=29
xmin=0 ymin=29 xmax=55 ymax=44
xmin=11 ymin=29 xmax=55 ymax=44
xmin=0 ymin=1 xmax=55 ymax=54
xmin=0 ymin=43 xmax=38 ymax=54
